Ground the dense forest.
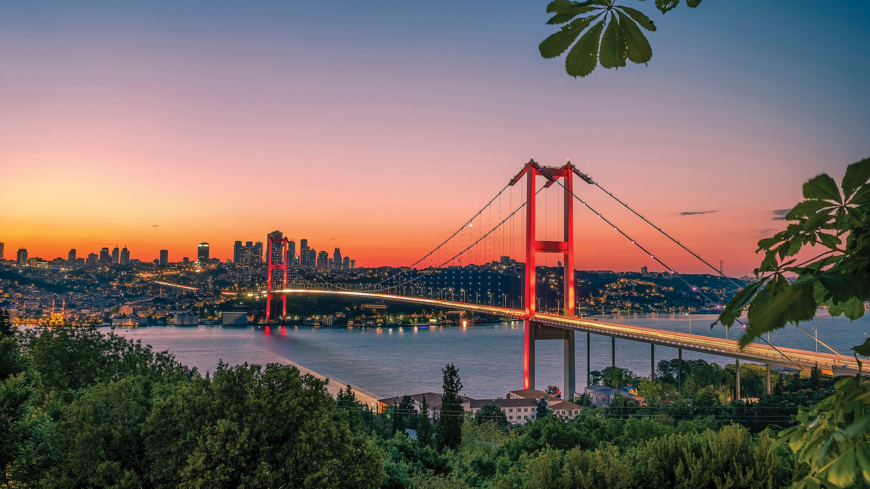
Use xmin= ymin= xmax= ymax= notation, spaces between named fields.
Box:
xmin=0 ymin=311 xmax=862 ymax=488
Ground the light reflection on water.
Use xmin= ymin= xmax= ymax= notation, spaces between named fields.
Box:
xmin=113 ymin=311 xmax=868 ymax=400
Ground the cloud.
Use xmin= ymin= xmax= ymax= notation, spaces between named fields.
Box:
xmin=680 ymin=210 xmax=717 ymax=216
xmin=772 ymin=209 xmax=790 ymax=220
xmin=153 ymin=224 xmax=159 ymax=227
xmin=144 ymin=235 xmax=155 ymax=239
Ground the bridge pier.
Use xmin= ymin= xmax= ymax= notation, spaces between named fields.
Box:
xmin=736 ymin=359 xmax=741 ymax=400
xmin=564 ymin=330 xmax=575 ymax=402
xmin=524 ymin=319 xmax=535 ymax=390
xmin=650 ymin=344 xmax=655 ymax=380
xmin=766 ymin=364 xmax=771 ymax=395
xmin=611 ymin=337 xmax=615 ymax=367
xmin=586 ymin=332 xmax=591 ymax=387
xmin=678 ymin=348 xmax=682 ymax=393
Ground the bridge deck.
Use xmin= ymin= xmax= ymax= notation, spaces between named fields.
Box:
xmin=276 ymin=289 xmax=860 ymax=374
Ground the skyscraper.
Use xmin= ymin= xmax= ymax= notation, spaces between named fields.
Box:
xmin=350 ymin=259 xmax=356 ymax=269
xmin=159 ymin=250 xmax=169 ymax=266
xmin=120 ymin=247 xmax=130 ymax=265
xmin=183 ymin=257 xmax=190 ymax=264
xmin=87 ymin=252 xmax=98 ymax=265
xmin=317 ymin=251 xmax=329 ymax=270
xmin=333 ymin=248 xmax=342 ymax=270
xmin=17 ymin=248 xmax=27 ymax=265
xmin=233 ymin=241 xmax=243 ymax=264
xmin=99 ymin=247 xmax=110 ymax=264
xmin=197 ymin=243 xmax=209 ymax=262
xmin=0 ymin=242 xmax=4 ymax=261
xmin=112 ymin=246 xmax=120 ymax=264
xmin=287 ymin=241 xmax=296 ymax=266
xmin=343 ymin=256 xmax=350 ymax=269
xmin=252 ymin=242 xmax=263 ymax=264
xmin=68 ymin=249 xmax=76 ymax=261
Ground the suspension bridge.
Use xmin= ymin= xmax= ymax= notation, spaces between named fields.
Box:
xmin=263 ymin=160 xmax=862 ymax=401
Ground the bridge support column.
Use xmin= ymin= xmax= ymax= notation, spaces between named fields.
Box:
xmin=586 ymin=332 xmax=591 ymax=387
xmin=736 ymin=359 xmax=741 ymax=400
xmin=678 ymin=348 xmax=682 ymax=393
xmin=651 ymin=344 xmax=655 ymax=380
xmin=611 ymin=337 xmax=615 ymax=367
xmin=524 ymin=319 xmax=535 ymax=390
xmin=766 ymin=364 xmax=771 ymax=395
xmin=564 ymin=331 xmax=575 ymax=401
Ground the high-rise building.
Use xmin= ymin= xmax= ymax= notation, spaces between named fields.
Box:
xmin=252 ymin=242 xmax=263 ymax=264
xmin=343 ymin=256 xmax=350 ymax=269
xmin=99 ymin=247 xmax=111 ymax=264
xmin=183 ymin=257 xmax=190 ymax=264
xmin=17 ymin=248 xmax=28 ymax=265
xmin=267 ymin=231 xmax=285 ymax=289
xmin=287 ymin=241 xmax=296 ymax=266
xmin=87 ymin=252 xmax=98 ymax=265
xmin=112 ymin=246 xmax=120 ymax=264
xmin=197 ymin=243 xmax=210 ymax=262
xmin=300 ymin=239 xmax=308 ymax=252
xmin=233 ymin=241 xmax=243 ymax=264
xmin=350 ymin=259 xmax=356 ymax=269
xmin=333 ymin=248 xmax=342 ymax=270
xmin=317 ymin=251 xmax=329 ymax=270
xmin=120 ymin=247 xmax=130 ymax=265
xmin=303 ymin=248 xmax=317 ymax=266
xmin=159 ymin=250 xmax=169 ymax=266
xmin=0 ymin=242 xmax=4 ymax=261
xmin=68 ymin=249 xmax=76 ymax=261
xmin=641 ymin=266 xmax=648 ymax=275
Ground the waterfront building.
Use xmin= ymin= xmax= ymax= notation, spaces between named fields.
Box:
xmin=68 ymin=249 xmax=76 ymax=261
xmin=17 ymin=248 xmax=27 ymax=265
xmin=197 ymin=243 xmax=209 ymax=262
xmin=120 ymin=247 xmax=130 ymax=265
xmin=159 ymin=250 xmax=169 ymax=266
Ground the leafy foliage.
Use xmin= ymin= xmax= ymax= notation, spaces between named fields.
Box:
xmin=717 ymin=157 xmax=870 ymax=487
xmin=540 ymin=0 xmax=701 ymax=78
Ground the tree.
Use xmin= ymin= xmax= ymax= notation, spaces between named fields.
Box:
xmin=474 ymin=404 xmax=509 ymax=429
xmin=536 ymin=398 xmax=550 ymax=419
xmin=435 ymin=363 xmax=464 ymax=452
xmin=773 ymin=374 xmax=785 ymax=396
xmin=539 ymin=0 xmax=702 ymax=78
xmin=810 ymin=363 xmax=824 ymax=391
xmin=601 ymin=366 xmax=635 ymax=389
xmin=545 ymin=385 xmax=561 ymax=398
xmin=416 ymin=397 xmax=435 ymax=447
xmin=718 ymin=158 xmax=870 ymax=488
xmin=0 ymin=308 xmax=13 ymax=338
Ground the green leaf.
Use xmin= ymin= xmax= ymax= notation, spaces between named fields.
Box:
xmin=852 ymin=337 xmax=870 ymax=357
xmin=742 ymin=278 xmax=817 ymax=348
xmin=717 ymin=279 xmax=766 ymax=327
xmin=599 ymin=14 xmax=626 ymax=69
xmin=565 ymin=19 xmax=605 ymax=77
xmin=818 ymin=273 xmax=870 ymax=304
xmin=655 ymin=0 xmax=680 ymax=14
xmin=686 ymin=0 xmax=702 ymax=7
xmin=841 ymin=158 xmax=870 ymax=202
xmin=842 ymin=296 xmax=866 ymax=321
xmin=786 ymin=200 xmax=834 ymax=220
xmin=547 ymin=1 xmax=579 ymax=14
xmin=616 ymin=10 xmax=652 ymax=64
xmin=540 ymin=15 xmax=602 ymax=58
xmin=548 ymin=6 xmax=600 ymax=24
xmin=615 ymin=6 xmax=657 ymax=31
xmin=856 ymin=444 xmax=870 ymax=483
xmin=803 ymin=174 xmax=843 ymax=204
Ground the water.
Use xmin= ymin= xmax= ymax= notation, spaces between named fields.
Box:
xmin=113 ymin=311 xmax=869 ymax=401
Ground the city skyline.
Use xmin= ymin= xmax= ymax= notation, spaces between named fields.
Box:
xmin=1 ymin=1 xmax=868 ymax=275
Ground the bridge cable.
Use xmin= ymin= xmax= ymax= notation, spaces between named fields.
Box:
xmin=545 ymin=175 xmax=793 ymax=360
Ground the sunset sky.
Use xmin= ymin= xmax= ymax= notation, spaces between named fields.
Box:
xmin=2 ymin=1 xmax=868 ymax=275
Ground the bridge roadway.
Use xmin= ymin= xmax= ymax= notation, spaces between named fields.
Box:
xmin=276 ymin=289 xmax=860 ymax=374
